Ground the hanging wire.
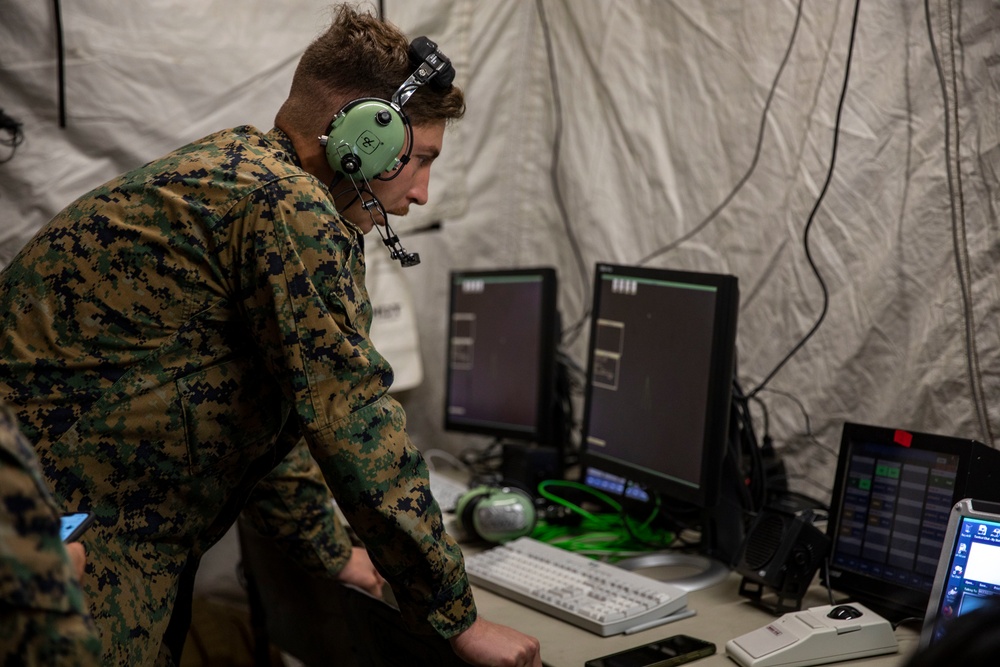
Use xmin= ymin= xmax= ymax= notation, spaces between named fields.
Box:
xmin=923 ymin=0 xmax=991 ymax=445
xmin=638 ymin=0 xmax=807 ymax=267
xmin=535 ymin=0 xmax=592 ymax=349
xmin=747 ymin=0 xmax=862 ymax=398
xmin=53 ymin=0 xmax=67 ymax=128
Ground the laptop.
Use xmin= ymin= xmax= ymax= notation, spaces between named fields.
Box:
xmin=919 ymin=498 xmax=1000 ymax=648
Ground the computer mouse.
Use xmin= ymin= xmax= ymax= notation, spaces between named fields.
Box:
xmin=827 ymin=604 xmax=864 ymax=620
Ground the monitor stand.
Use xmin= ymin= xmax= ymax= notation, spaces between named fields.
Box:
xmin=613 ymin=552 xmax=730 ymax=592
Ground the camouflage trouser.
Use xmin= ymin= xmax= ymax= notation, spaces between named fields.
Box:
xmin=80 ymin=534 xmax=187 ymax=665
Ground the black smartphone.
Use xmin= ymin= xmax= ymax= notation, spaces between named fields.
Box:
xmin=59 ymin=512 xmax=94 ymax=542
xmin=585 ymin=634 xmax=716 ymax=667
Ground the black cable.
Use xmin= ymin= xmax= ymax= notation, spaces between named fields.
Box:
xmin=751 ymin=386 xmax=836 ymax=503
xmin=730 ymin=380 xmax=765 ymax=513
xmin=53 ymin=0 xmax=66 ymax=128
xmin=460 ymin=439 xmax=505 ymax=481
xmin=753 ymin=385 xmax=839 ymax=460
xmin=638 ymin=0 xmax=806 ymax=267
xmin=746 ymin=393 xmax=771 ymax=443
xmin=748 ymin=0 xmax=862 ymax=399
xmin=822 ymin=557 xmax=836 ymax=605
xmin=892 ymin=616 xmax=925 ymax=631
xmin=923 ymin=0 xmax=991 ymax=445
xmin=535 ymin=0 xmax=592 ymax=349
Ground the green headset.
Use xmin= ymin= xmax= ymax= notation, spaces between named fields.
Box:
xmin=455 ymin=484 xmax=538 ymax=544
xmin=319 ymin=36 xmax=455 ymax=182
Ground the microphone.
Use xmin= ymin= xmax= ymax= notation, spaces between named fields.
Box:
xmin=380 ymin=218 xmax=421 ymax=267
xmin=332 ymin=172 xmax=426 ymax=268
xmin=359 ymin=194 xmax=421 ymax=268
xmin=379 ymin=219 xmax=443 ymax=266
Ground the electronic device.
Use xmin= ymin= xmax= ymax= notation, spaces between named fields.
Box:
xmin=585 ymin=633 xmax=716 ymax=667
xmin=578 ymin=263 xmax=741 ymax=576
xmin=59 ymin=512 xmax=94 ymax=542
xmin=443 ymin=268 xmax=561 ymax=454
xmin=736 ymin=506 xmax=831 ymax=614
xmin=463 ymin=536 xmax=689 ymax=636
xmin=822 ymin=422 xmax=1000 ymax=622
xmin=919 ymin=498 xmax=1000 ymax=649
xmin=725 ymin=602 xmax=898 ymax=667
xmin=454 ymin=485 xmax=537 ymax=543
xmin=319 ymin=36 xmax=455 ymax=267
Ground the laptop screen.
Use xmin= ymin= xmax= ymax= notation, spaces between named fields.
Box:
xmin=920 ymin=498 xmax=1000 ymax=648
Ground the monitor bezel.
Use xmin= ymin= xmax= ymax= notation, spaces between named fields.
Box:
xmin=442 ymin=266 xmax=559 ymax=445
xmin=822 ymin=421 xmax=981 ymax=621
xmin=578 ymin=262 xmax=739 ymax=510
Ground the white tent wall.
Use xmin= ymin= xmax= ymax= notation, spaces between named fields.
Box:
xmin=1 ymin=0 xmax=998 ymax=507
xmin=388 ymin=0 xmax=1000 ymax=502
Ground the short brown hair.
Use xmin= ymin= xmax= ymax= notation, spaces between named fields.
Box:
xmin=277 ymin=4 xmax=465 ymax=137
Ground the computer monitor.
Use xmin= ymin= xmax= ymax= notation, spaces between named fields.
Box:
xmin=578 ymin=263 xmax=740 ymax=581
xmin=443 ymin=267 xmax=559 ymax=448
xmin=823 ymin=422 xmax=1000 ymax=622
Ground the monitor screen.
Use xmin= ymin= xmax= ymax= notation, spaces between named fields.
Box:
xmin=443 ymin=267 xmax=559 ymax=444
xmin=823 ymin=422 xmax=1000 ymax=621
xmin=579 ymin=263 xmax=739 ymax=511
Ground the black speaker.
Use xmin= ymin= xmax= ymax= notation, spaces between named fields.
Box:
xmin=735 ymin=506 xmax=830 ymax=614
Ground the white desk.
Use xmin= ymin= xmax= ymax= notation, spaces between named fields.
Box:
xmin=468 ymin=566 xmax=919 ymax=667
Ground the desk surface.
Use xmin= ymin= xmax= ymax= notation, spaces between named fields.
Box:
xmin=468 ymin=560 xmax=920 ymax=667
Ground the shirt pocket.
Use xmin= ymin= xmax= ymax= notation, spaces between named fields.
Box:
xmin=176 ymin=355 xmax=287 ymax=475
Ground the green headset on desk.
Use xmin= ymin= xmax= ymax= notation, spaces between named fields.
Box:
xmin=455 ymin=485 xmax=538 ymax=544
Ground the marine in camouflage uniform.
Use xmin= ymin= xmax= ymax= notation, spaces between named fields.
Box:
xmin=0 ymin=120 xmax=474 ymax=662
xmin=0 ymin=402 xmax=102 ymax=665
xmin=0 ymin=6 xmax=550 ymax=665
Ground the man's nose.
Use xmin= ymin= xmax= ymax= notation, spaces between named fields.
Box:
xmin=409 ymin=173 xmax=431 ymax=206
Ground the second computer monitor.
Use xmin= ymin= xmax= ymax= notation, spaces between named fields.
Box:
xmin=443 ymin=267 xmax=559 ymax=445
xmin=580 ymin=263 xmax=739 ymax=512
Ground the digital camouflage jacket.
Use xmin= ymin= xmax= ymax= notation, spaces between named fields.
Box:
xmin=0 ymin=126 xmax=473 ymax=664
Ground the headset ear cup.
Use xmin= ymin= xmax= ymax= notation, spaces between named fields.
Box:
xmin=455 ymin=486 xmax=536 ymax=544
xmin=323 ymin=98 xmax=408 ymax=181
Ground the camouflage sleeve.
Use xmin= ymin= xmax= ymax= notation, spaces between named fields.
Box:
xmin=0 ymin=405 xmax=102 ymax=665
xmin=317 ymin=396 xmax=475 ymax=636
xmin=241 ymin=439 xmax=353 ymax=577
xmin=227 ymin=179 xmax=476 ymax=637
